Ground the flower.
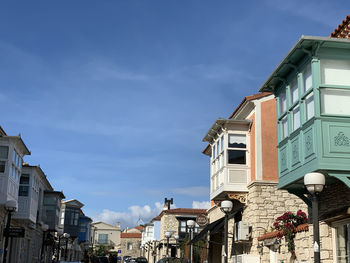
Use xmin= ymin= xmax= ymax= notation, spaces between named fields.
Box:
xmin=273 ymin=210 xmax=308 ymax=254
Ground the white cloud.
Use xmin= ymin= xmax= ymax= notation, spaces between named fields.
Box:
xmin=93 ymin=202 xmax=163 ymax=229
xmin=192 ymin=201 xmax=210 ymax=209
xmin=172 ymin=186 xmax=209 ymax=197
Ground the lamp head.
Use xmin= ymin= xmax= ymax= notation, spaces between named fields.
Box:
xmin=186 ymin=220 xmax=195 ymax=229
xmin=220 ymin=200 xmax=233 ymax=213
xmin=165 ymin=231 xmax=172 ymax=238
xmin=304 ymin=172 xmax=325 ymax=194
xmin=41 ymin=224 xmax=49 ymax=232
xmin=63 ymin=233 xmax=70 ymax=238
xmin=5 ymin=199 xmax=18 ymax=212
xmin=57 ymin=229 xmax=64 ymax=236
xmin=173 ymin=234 xmax=179 ymax=240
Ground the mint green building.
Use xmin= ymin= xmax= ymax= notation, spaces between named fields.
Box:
xmin=260 ymin=35 xmax=350 ymax=260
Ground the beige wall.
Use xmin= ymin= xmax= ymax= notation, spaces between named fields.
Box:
xmin=92 ymin=222 xmax=121 ymax=251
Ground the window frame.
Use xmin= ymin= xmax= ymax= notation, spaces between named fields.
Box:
xmin=332 ymin=218 xmax=350 ymax=262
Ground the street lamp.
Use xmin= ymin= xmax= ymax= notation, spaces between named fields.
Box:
xmin=3 ymin=199 xmax=17 ymax=263
xmin=173 ymin=234 xmax=179 ymax=258
xmin=63 ymin=232 xmax=70 ymax=261
xmin=41 ymin=224 xmax=49 ymax=262
xmin=165 ymin=231 xmax=172 ymax=257
xmin=304 ymin=172 xmax=325 ymax=263
xmin=186 ymin=220 xmax=195 ymax=263
xmin=56 ymin=229 xmax=63 ymax=261
xmin=220 ymin=200 xmax=233 ymax=263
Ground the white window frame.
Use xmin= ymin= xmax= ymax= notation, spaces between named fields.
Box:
xmin=332 ymin=218 xmax=350 ymax=262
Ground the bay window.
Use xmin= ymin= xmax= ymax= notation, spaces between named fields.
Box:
xmin=321 ymin=88 xmax=350 ymax=116
xmin=227 ymin=134 xmax=246 ymax=165
xmin=19 ymin=174 xmax=30 ymax=196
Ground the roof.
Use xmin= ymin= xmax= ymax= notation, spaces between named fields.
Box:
xmin=257 ymin=223 xmax=308 ymax=241
xmin=62 ymin=199 xmax=84 ymax=208
xmin=135 ymin=225 xmax=144 ymax=231
xmin=152 ymin=208 xmax=207 ymax=221
xmin=121 ymin=233 xmax=142 ymax=238
xmin=22 ymin=164 xmax=54 ymax=191
xmin=260 ymin=36 xmax=350 ymax=93
xmin=202 ymin=118 xmax=252 ymax=143
xmin=0 ymin=135 xmax=30 ymax=155
xmin=0 ymin=126 xmax=7 ymax=136
xmin=228 ymin=92 xmax=272 ymax=119
xmin=330 ymin=15 xmax=350 ymax=38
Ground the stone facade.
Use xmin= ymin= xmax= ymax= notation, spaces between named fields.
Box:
xmin=120 ymin=234 xmax=142 ymax=259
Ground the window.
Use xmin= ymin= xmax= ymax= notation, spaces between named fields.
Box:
xmin=178 ymin=219 xmax=201 ymax=239
xmin=290 ymin=78 xmax=299 ymax=104
xmin=228 ymin=134 xmax=246 ymax=165
xmin=98 ymin=233 xmax=108 ymax=244
xmin=211 ymin=136 xmax=225 ymax=174
xmin=321 ymin=59 xmax=350 ymax=86
xmin=0 ymin=161 xmax=5 ymax=173
xmin=19 ymin=174 xmax=30 ymax=196
xmin=279 ymin=90 xmax=287 ymax=115
xmin=281 ymin=116 xmax=288 ymax=139
xmin=321 ymin=88 xmax=350 ymax=116
xmin=0 ymin=146 xmax=9 ymax=159
xmin=303 ymin=64 xmax=312 ymax=92
xmin=127 ymin=242 xmax=133 ymax=250
xmin=292 ymin=105 xmax=300 ymax=131
xmin=334 ymin=221 xmax=350 ymax=262
xmin=305 ymin=92 xmax=315 ymax=120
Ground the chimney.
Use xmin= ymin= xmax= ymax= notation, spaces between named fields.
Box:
xmin=116 ymin=222 xmax=120 ymax=228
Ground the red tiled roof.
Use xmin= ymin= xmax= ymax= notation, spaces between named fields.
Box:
xmin=152 ymin=208 xmax=207 ymax=221
xmin=257 ymin=223 xmax=309 ymax=241
xmin=121 ymin=233 xmax=142 ymax=238
xmin=330 ymin=15 xmax=350 ymax=38
xmin=135 ymin=225 xmax=144 ymax=231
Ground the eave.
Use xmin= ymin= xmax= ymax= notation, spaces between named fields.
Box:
xmin=202 ymin=118 xmax=252 ymax=143
xmin=259 ymin=35 xmax=350 ymax=93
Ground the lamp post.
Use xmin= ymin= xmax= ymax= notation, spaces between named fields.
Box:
xmin=3 ymin=199 xmax=17 ymax=263
xmin=186 ymin=220 xmax=195 ymax=263
xmin=173 ymin=234 xmax=179 ymax=258
xmin=63 ymin=233 xmax=70 ymax=261
xmin=220 ymin=200 xmax=233 ymax=263
xmin=41 ymin=224 xmax=49 ymax=263
xmin=304 ymin=172 xmax=325 ymax=263
xmin=165 ymin=231 xmax=172 ymax=258
xmin=56 ymin=229 xmax=63 ymax=261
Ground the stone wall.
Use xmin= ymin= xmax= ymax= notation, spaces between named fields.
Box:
xmin=159 ymin=214 xmax=179 ymax=258
xmin=120 ymin=237 xmax=142 ymax=259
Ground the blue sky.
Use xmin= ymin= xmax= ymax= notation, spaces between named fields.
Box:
xmin=0 ymin=1 xmax=348 ymax=228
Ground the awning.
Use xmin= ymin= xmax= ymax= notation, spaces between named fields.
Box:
xmin=188 ymin=205 xmax=244 ymax=245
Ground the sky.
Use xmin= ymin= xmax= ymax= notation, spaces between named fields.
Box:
xmin=0 ymin=1 xmax=348 ymax=228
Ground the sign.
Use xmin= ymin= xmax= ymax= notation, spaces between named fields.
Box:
xmin=117 ymin=250 xmax=121 ymax=253
xmin=196 ymin=214 xmax=208 ymax=227
xmin=4 ymin=227 xmax=25 ymax=238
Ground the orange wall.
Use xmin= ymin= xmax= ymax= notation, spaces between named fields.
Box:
xmin=261 ymin=99 xmax=278 ymax=181
xmin=249 ymin=113 xmax=256 ymax=181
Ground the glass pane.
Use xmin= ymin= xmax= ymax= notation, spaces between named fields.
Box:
xmin=228 ymin=134 xmax=246 ymax=148
xmin=335 ymin=223 xmax=350 ymax=262
xmin=0 ymin=146 xmax=9 ymax=159
xmin=306 ymin=93 xmax=315 ymax=120
xmin=293 ymin=106 xmax=300 ymax=131
xmin=216 ymin=141 xmax=219 ymax=156
xmin=20 ymin=174 xmax=30 ymax=185
xmin=279 ymin=90 xmax=286 ymax=114
xmin=290 ymin=79 xmax=299 ymax=104
xmin=303 ymin=64 xmax=312 ymax=92
xmin=213 ymin=145 xmax=216 ymax=159
xmin=228 ymin=150 xmax=246 ymax=164
xmin=0 ymin=161 xmax=5 ymax=173
xmin=321 ymin=88 xmax=350 ymax=115
xmin=220 ymin=137 xmax=224 ymax=152
xmin=13 ymin=150 xmax=16 ymax=163
xmin=281 ymin=116 xmax=288 ymax=139
xmin=321 ymin=59 xmax=350 ymax=86
xmin=19 ymin=186 xmax=29 ymax=196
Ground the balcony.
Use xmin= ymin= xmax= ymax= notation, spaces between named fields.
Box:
xmin=210 ymin=166 xmax=249 ymax=201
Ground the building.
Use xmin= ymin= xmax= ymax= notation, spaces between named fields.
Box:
xmin=59 ymin=199 xmax=86 ymax=261
xmin=259 ymin=28 xmax=350 ymax=261
xmin=0 ymin=127 xmax=30 ymax=263
xmin=200 ymin=93 xmax=309 ymax=263
xmin=151 ymin=207 xmax=207 ymax=262
xmin=120 ymin=225 xmax=143 ymax=259
xmin=91 ymin=221 xmax=121 ymax=252
xmin=10 ymin=164 xmax=65 ymax=263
